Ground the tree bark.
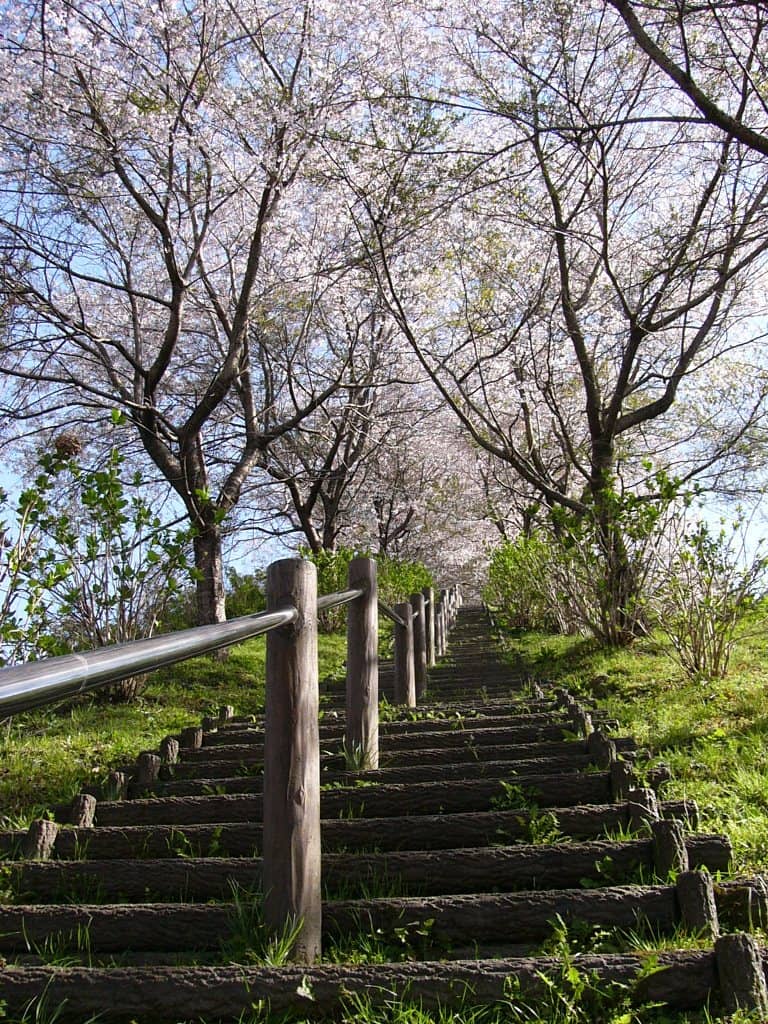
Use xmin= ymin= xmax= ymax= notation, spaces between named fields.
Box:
xmin=192 ymin=524 xmax=226 ymax=626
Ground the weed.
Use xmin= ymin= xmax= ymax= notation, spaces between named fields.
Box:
xmin=524 ymin=810 xmax=566 ymax=845
xmin=166 ymin=827 xmax=197 ymax=859
xmin=464 ymin=738 xmax=481 ymax=760
xmin=338 ymin=799 xmax=366 ymax=820
xmin=579 ymin=854 xmax=651 ymax=890
xmin=602 ymin=821 xmax=645 ymax=843
xmin=19 ymin=921 xmax=94 ymax=968
xmin=342 ymin=741 xmax=375 ymax=772
xmin=491 ymin=780 xmax=535 ymax=811
xmin=503 ymin=921 xmax=667 ymax=1023
xmin=0 ymin=977 xmax=106 ymax=1023
xmin=202 ymin=783 xmax=229 ymax=796
xmin=221 ymin=882 xmax=305 ymax=966
xmin=323 ymin=913 xmax=438 ymax=964
xmin=323 ymin=863 xmax=410 ymax=901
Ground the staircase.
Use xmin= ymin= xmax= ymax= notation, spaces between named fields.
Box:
xmin=0 ymin=606 xmax=766 ymax=1021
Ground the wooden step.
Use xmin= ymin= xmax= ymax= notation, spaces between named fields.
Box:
xmin=7 ymin=835 xmax=731 ymax=902
xmin=86 ymin=772 xmax=618 ymax=827
xmin=158 ymin=735 xmax=639 ymax=779
xmin=2 ymin=879 xmax=761 ymax=957
xmin=0 ymin=948 xmax=739 ymax=1021
xmin=153 ymin=753 xmax=597 ymax=796
xmin=1 ymin=799 xmax=701 ymax=860
xmin=197 ymin=717 xmax=583 ymax=751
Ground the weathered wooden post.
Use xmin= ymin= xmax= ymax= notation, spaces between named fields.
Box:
xmin=263 ymin=558 xmax=321 ymax=964
xmin=346 ymin=556 xmax=379 ymax=770
xmin=435 ymin=594 xmax=445 ymax=658
xmin=394 ymin=600 xmax=416 ymax=706
xmin=423 ymin=586 xmax=436 ymax=668
xmin=439 ymin=589 xmax=448 ymax=654
xmin=411 ymin=591 xmax=427 ymax=702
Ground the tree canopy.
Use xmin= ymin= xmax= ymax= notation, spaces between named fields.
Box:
xmin=0 ymin=0 xmax=766 ymax=640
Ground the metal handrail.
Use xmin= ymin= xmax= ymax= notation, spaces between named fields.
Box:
xmin=317 ymin=588 xmax=363 ymax=613
xmin=378 ymin=600 xmax=406 ymax=628
xmin=0 ymin=585 xmax=366 ymax=718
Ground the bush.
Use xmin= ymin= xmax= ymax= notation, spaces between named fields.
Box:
xmin=484 ymin=534 xmax=567 ymax=633
xmin=300 ymin=546 xmax=433 ymax=632
xmin=0 ymin=446 xmax=192 ymax=700
xmin=651 ymin=517 xmax=767 ymax=680
xmin=225 ymin=568 xmax=267 ymax=618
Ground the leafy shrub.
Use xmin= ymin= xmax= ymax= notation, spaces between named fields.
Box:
xmin=0 ymin=445 xmax=192 ymax=699
xmin=301 ymin=546 xmax=433 ymax=632
xmin=485 ymin=473 xmax=683 ymax=645
xmin=225 ymin=568 xmax=267 ymax=618
xmin=484 ymin=533 xmax=566 ymax=633
xmin=651 ymin=517 xmax=767 ymax=680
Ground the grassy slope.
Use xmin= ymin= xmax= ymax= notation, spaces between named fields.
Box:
xmin=0 ymin=633 xmax=347 ymax=827
xmin=506 ymin=624 xmax=768 ymax=875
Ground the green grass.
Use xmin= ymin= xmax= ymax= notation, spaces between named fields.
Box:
xmin=0 ymin=633 xmax=347 ymax=827
xmin=505 ymin=625 xmax=768 ymax=874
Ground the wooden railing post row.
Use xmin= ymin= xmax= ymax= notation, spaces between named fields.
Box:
xmin=393 ymin=600 xmax=416 ymax=706
xmin=263 ymin=558 xmax=321 ymax=964
xmin=411 ymin=591 xmax=427 ymax=701
xmin=438 ymin=589 xmax=448 ymax=656
xmin=423 ymin=586 xmax=436 ymax=668
xmin=345 ymin=556 xmax=379 ymax=770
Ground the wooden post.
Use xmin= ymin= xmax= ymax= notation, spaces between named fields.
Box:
xmin=22 ymin=820 xmax=59 ymax=860
xmin=69 ymin=794 xmax=96 ymax=828
xmin=345 ymin=557 xmax=379 ymax=770
xmin=411 ymin=591 xmax=427 ymax=702
xmin=676 ymin=871 xmax=719 ymax=939
xmin=263 ymin=558 xmax=321 ymax=964
xmin=423 ymin=587 xmax=436 ymax=668
xmin=180 ymin=726 xmax=203 ymax=750
xmin=441 ymin=589 xmax=450 ymax=646
xmin=627 ymin=787 xmax=659 ymax=832
xmin=436 ymin=596 xmax=445 ymax=657
xmin=716 ymin=933 xmax=768 ymax=1015
xmin=394 ymin=601 xmax=416 ymax=707
xmin=651 ymin=818 xmax=689 ymax=879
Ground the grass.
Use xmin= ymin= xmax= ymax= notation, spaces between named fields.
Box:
xmin=0 ymin=633 xmax=347 ymax=827
xmin=505 ymin=624 xmax=768 ymax=874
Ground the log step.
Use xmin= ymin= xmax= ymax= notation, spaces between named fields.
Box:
xmin=199 ymin=712 xmax=576 ymax=748
xmin=1 ymin=799 xmax=701 ymax=861
xmin=6 ymin=835 xmax=731 ymax=902
xmin=1 ymin=879 xmax=759 ymax=957
xmin=159 ymin=736 xmax=638 ymax=776
xmin=0 ymin=948 xmax=744 ymax=1021
xmin=152 ymin=753 xmax=596 ymax=796
xmin=85 ymin=773 xmax=619 ymax=827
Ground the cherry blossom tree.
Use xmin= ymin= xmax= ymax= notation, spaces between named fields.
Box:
xmin=0 ymin=0 xmax=395 ymax=624
xmin=256 ymin=291 xmax=404 ymax=554
xmin=607 ymin=0 xmax=768 ymax=157
xmin=360 ymin=0 xmax=768 ymax=641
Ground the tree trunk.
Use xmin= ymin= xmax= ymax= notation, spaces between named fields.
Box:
xmin=591 ymin=458 xmax=643 ymax=646
xmin=193 ymin=524 xmax=226 ymax=626
xmin=601 ymin=519 xmax=642 ymax=646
